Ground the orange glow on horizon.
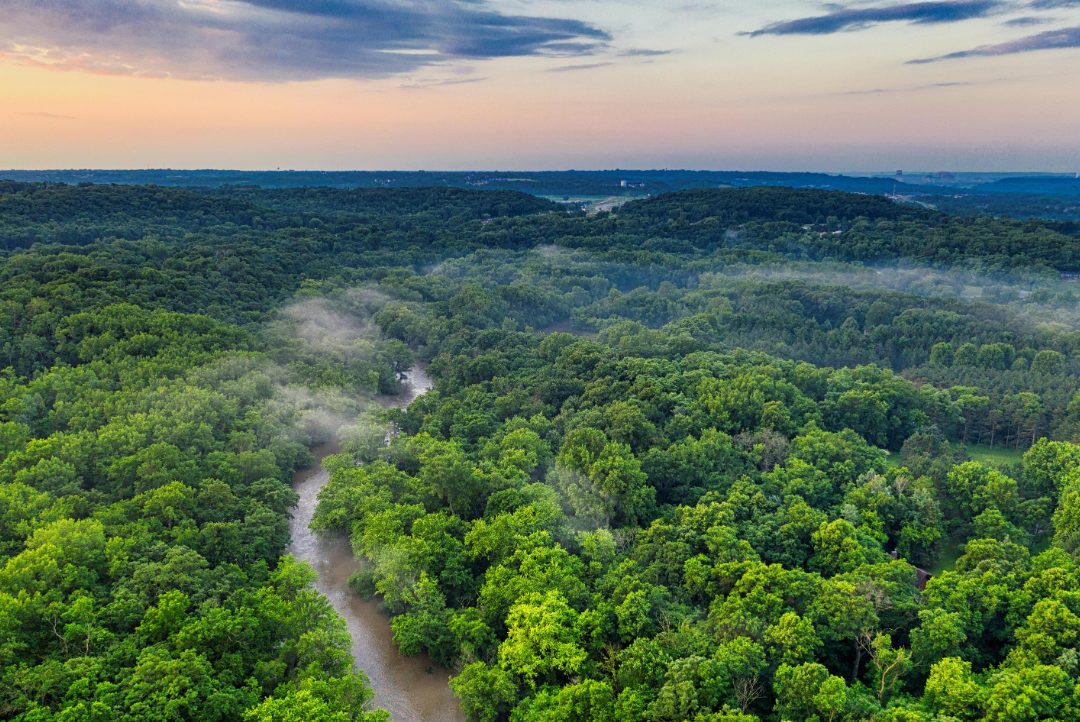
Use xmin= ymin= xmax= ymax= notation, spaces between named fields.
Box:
xmin=2 ymin=18 xmax=1079 ymax=172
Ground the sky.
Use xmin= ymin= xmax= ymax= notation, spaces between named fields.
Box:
xmin=2 ymin=0 xmax=1080 ymax=172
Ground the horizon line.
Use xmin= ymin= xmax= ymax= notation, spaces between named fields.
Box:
xmin=2 ymin=168 xmax=1076 ymax=176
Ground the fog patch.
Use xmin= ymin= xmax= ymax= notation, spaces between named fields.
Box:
xmin=271 ymin=384 xmax=369 ymax=445
xmin=703 ymin=260 xmax=1080 ymax=332
xmin=342 ymin=286 xmax=393 ymax=311
xmin=262 ymin=287 xmax=409 ymax=448
xmin=533 ymin=244 xmax=568 ymax=259
xmin=279 ymin=298 xmax=378 ymax=350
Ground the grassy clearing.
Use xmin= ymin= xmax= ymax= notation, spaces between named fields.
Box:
xmin=964 ymin=443 xmax=1025 ymax=467
xmin=930 ymin=537 xmax=966 ymax=576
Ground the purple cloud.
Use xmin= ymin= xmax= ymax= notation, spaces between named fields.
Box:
xmin=909 ymin=24 xmax=1080 ymax=61
xmin=0 ymin=0 xmax=610 ymax=81
xmin=746 ymin=1 xmax=1002 ymax=37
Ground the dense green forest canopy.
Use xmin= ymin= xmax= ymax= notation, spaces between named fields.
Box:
xmin=3 ymin=181 xmax=1080 ymax=721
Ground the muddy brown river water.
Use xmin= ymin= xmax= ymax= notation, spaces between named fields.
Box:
xmin=288 ymin=366 xmax=466 ymax=722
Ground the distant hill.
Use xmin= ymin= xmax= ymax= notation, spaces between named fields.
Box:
xmin=4 ymin=169 xmax=1078 ymax=221
xmin=617 ymin=187 xmax=934 ymax=225
xmin=0 ymin=168 xmax=933 ymax=196
xmin=979 ymin=176 xmax=1080 ymax=196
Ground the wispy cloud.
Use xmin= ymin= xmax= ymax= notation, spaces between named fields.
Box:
xmin=1029 ymin=0 xmax=1080 ymax=8
xmin=839 ymin=80 xmax=977 ymax=95
xmin=399 ymin=77 xmax=484 ymax=90
xmin=618 ymin=48 xmax=674 ymax=57
xmin=547 ymin=62 xmax=614 ymax=72
xmin=909 ymin=24 xmax=1080 ymax=61
xmin=0 ymin=0 xmax=610 ymax=82
xmin=1002 ymin=15 xmax=1055 ymax=26
xmin=20 ymin=111 xmax=78 ymax=120
xmin=746 ymin=1 xmax=1002 ymax=37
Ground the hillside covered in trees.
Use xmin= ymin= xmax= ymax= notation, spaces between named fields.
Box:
xmin=3 ymin=181 xmax=1080 ymax=721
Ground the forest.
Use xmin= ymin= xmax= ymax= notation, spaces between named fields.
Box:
xmin=3 ymin=180 xmax=1080 ymax=721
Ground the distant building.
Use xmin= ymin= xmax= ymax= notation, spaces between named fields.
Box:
xmin=891 ymin=550 xmax=933 ymax=590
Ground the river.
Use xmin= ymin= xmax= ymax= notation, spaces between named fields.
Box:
xmin=288 ymin=365 xmax=465 ymax=722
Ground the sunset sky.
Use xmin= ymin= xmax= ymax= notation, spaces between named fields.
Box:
xmin=3 ymin=1 xmax=1080 ymax=171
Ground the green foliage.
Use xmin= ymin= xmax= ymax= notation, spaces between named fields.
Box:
xmin=5 ymin=182 xmax=1080 ymax=722
xmin=498 ymin=591 xmax=587 ymax=688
